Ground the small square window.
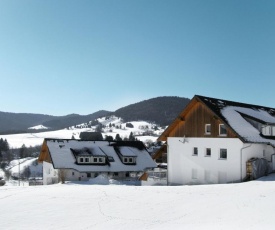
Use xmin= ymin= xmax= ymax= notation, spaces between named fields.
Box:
xmin=124 ymin=158 xmax=128 ymax=163
xmin=129 ymin=158 xmax=133 ymax=163
xmin=220 ymin=149 xmax=227 ymax=159
xmin=94 ymin=158 xmax=98 ymax=163
xmin=99 ymin=158 xmax=103 ymax=163
xmin=79 ymin=158 xmax=84 ymax=163
xmin=206 ymin=148 xmax=211 ymax=156
xmin=193 ymin=147 xmax=198 ymax=156
xmin=85 ymin=157 xmax=89 ymax=163
xmin=205 ymin=124 xmax=211 ymax=134
xmin=219 ymin=124 xmax=227 ymax=136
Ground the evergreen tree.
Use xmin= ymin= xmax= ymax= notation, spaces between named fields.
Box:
xmin=115 ymin=134 xmax=122 ymax=141
xmin=19 ymin=144 xmax=27 ymax=158
xmin=128 ymin=132 xmax=135 ymax=141
xmin=105 ymin=135 xmax=114 ymax=141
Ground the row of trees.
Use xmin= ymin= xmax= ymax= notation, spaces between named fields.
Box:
xmin=0 ymin=138 xmax=41 ymax=168
xmin=79 ymin=131 xmax=138 ymax=142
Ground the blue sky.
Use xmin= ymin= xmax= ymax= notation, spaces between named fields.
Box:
xmin=0 ymin=0 xmax=274 ymax=115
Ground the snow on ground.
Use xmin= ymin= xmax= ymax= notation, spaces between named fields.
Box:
xmin=1 ymin=174 xmax=275 ymax=230
xmin=0 ymin=116 xmax=162 ymax=148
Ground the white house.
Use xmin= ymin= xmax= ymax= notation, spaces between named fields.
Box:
xmin=158 ymin=95 xmax=275 ymax=185
xmin=38 ymin=139 xmax=157 ymax=185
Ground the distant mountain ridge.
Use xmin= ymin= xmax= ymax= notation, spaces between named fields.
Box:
xmin=114 ymin=96 xmax=190 ymax=126
xmin=0 ymin=96 xmax=190 ymax=134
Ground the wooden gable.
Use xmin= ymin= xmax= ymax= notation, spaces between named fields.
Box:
xmin=158 ymin=96 xmax=238 ymax=141
xmin=38 ymin=140 xmax=52 ymax=164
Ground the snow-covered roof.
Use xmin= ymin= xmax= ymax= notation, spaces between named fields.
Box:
xmin=197 ymin=95 xmax=275 ymax=147
xmin=44 ymin=139 xmax=157 ymax=172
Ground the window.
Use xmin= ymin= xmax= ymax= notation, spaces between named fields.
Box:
xmin=220 ymin=149 xmax=227 ymax=159
xmin=72 ymin=172 xmax=75 ymax=176
xmin=193 ymin=147 xmax=198 ymax=156
xmin=94 ymin=158 xmax=98 ymax=163
xmin=129 ymin=157 xmax=133 ymax=163
xmin=79 ymin=157 xmax=84 ymax=163
xmin=85 ymin=157 xmax=89 ymax=163
xmin=219 ymin=124 xmax=227 ymax=136
xmin=99 ymin=157 xmax=103 ymax=163
xmin=205 ymin=124 xmax=211 ymax=134
xmin=206 ymin=148 xmax=211 ymax=156
xmin=124 ymin=158 xmax=128 ymax=163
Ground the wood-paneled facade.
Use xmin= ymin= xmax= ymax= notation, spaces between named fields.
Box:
xmin=159 ymin=97 xmax=238 ymax=141
xmin=38 ymin=140 xmax=52 ymax=164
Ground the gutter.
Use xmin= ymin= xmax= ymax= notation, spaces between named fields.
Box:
xmin=240 ymin=143 xmax=252 ymax=182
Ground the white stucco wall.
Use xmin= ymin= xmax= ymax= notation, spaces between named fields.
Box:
xmin=43 ymin=161 xmax=59 ymax=185
xmin=65 ymin=169 xmax=90 ymax=181
xmin=167 ymin=137 xmax=272 ymax=185
xmin=168 ymin=138 xmax=243 ymax=185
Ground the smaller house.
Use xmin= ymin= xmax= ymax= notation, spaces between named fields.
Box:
xmin=38 ymin=139 xmax=157 ymax=185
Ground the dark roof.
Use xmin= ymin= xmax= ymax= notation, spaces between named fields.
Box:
xmin=196 ymin=95 xmax=275 ymax=123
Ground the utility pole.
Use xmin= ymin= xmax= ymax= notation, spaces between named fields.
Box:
xmin=18 ymin=158 xmax=20 ymax=186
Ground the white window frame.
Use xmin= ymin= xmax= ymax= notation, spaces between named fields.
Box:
xmin=205 ymin=124 xmax=211 ymax=135
xmin=219 ymin=124 xmax=227 ymax=136
xmin=219 ymin=149 xmax=227 ymax=159
xmin=79 ymin=157 xmax=84 ymax=163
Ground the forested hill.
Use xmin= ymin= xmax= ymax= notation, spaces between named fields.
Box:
xmin=0 ymin=96 xmax=190 ymax=134
xmin=0 ymin=112 xmax=54 ymax=134
xmin=114 ymin=96 xmax=190 ymax=126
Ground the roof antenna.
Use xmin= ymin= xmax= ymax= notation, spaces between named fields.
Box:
xmin=179 ymin=135 xmax=188 ymax=144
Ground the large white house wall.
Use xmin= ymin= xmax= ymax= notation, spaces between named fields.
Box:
xmin=167 ymin=137 xmax=274 ymax=185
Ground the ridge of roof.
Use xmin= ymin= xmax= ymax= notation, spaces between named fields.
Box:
xmin=195 ymin=95 xmax=275 ymax=114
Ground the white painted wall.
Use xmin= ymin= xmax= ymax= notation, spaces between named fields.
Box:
xmin=167 ymin=137 xmax=254 ymax=185
xmin=64 ymin=169 xmax=88 ymax=181
xmin=43 ymin=161 xmax=59 ymax=185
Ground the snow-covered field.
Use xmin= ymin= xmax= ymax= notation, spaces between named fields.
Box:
xmin=0 ymin=116 xmax=161 ymax=148
xmin=1 ymin=174 xmax=275 ymax=230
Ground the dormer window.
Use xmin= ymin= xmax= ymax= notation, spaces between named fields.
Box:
xmin=219 ymin=124 xmax=227 ymax=136
xmin=261 ymin=125 xmax=275 ymax=136
xmin=123 ymin=157 xmax=136 ymax=165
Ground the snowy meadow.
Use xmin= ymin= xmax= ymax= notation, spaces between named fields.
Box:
xmin=1 ymin=174 xmax=275 ymax=230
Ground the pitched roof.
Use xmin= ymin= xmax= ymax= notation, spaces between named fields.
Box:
xmin=196 ymin=95 xmax=275 ymax=146
xmin=41 ymin=139 xmax=156 ymax=172
xmin=159 ymin=95 xmax=275 ymax=147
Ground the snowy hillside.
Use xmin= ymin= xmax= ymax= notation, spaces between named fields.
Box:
xmin=0 ymin=116 xmax=164 ymax=148
xmin=6 ymin=157 xmax=42 ymax=178
xmin=28 ymin=125 xmax=49 ymax=130
xmin=1 ymin=174 xmax=275 ymax=229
